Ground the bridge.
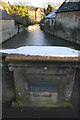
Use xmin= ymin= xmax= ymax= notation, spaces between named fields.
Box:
xmin=1 ymin=46 xmax=80 ymax=107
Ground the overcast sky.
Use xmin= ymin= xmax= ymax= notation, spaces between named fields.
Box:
xmin=3 ymin=0 xmax=64 ymax=7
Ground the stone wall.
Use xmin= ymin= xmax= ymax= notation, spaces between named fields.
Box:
xmin=56 ymin=11 xmax=79 ymax=23
xmin=40 ymin=18 xmax=55 ymax=35
xmin=2 ymin=56 xmax=16 ymax=105
xmin=54 ymin=11 xmax=80 ymax=45
xmin=3 ymin=56 xmax=79 ymax=107
xmin=41 ymin=11 xmax=80 ymax=45
xmin=0 ymin=20 xmax=18 ymax=44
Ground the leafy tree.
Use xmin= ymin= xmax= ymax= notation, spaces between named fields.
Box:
xmin=0 ymin=0 xmax=10 ymax=11
xmin=8 ymin=3 xmax=28 ymax=17
xmin=1 ymin=1 xmax=45 ymax=26
xmin=44 ymin=3 xmax=55 ymax=15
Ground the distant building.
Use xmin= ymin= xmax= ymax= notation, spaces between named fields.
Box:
xmin=54 ymin=2 xmax=80 ymax=44
xmin=40 ymin=10 xmax=57 ymax=34
xmin=27 ymin=6 xmax=45 ymax=22
xmin=44 ymin=10 xmax=57 ymax=26
xmin=0 ymin=10 xmax=18 ymax=44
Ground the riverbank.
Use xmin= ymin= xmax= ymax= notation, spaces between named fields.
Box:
xmin=1 ymin=25 xmax=80 ymax=50
xmin=0 ymin=24 xmax=39 ymax=45
xmin=0 ymin=25 xmax=26 ymax=44
xmin=40 ymin=23 xmax=80 ymax=46
xmin=0 ymin=26 xmax=18 ymax=44
xmin=1 ymin=22 xmax=39 ymax=45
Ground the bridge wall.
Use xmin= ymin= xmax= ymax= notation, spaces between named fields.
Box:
xmin=2 ymin=56 xmax=16 ymax=106
xmin=2 ymin=55 xmax=79 ymax=107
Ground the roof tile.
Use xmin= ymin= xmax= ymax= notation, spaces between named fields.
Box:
xmin=56 ymin=2 xmax=80 ymax=13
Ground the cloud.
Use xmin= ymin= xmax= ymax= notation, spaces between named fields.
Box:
xmin=3 ymin=0 xmax=64 ymax=7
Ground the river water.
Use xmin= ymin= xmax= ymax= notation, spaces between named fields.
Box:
xmin=1 ymin=25 xmax=80 ymax=50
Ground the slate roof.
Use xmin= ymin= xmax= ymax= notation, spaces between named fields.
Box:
xmin=45 ymin=10 xmax=57 ymax=19
xmin=0 ymin=10 xmax=13 ymax=20
xmin=56 ymin=2 xmax=80 ymax=13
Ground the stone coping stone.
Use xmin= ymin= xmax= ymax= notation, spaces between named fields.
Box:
xmin=4 ymin=55 xmax=80 ymax=62
xmin=0 ymin=46 xmax=80 ymax=62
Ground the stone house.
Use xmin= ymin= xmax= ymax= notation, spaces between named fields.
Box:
xmin=45 ymin=10 xmax=57 ymax=26
xmin=27 ymin=6 xmax=45 ymax=22
xmin=0 ymin=10 xmax=18 ymax=44
xmin=40 ymin=10 xmax=57 ymax=34
xmin=54 ymin=2 xmax=80 ymax=45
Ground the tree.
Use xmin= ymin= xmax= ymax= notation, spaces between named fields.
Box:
xmin=44 ymin=3 xmax=55 ymax=15
xmin=8 ymin=2 xmax=28 ymax=17
xmin=0 ymin=0 xmax=10 ymax=12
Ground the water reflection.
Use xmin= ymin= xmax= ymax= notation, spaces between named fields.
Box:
xmin=1 ymin=25 xmax=80 ymax=50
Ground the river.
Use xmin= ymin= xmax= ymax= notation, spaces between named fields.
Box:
xmin=1 ymin=25 xmax=80 ymax=50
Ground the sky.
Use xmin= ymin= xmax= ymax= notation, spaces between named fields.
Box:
xmin=3 ymin=0 xmax=64 ymax=7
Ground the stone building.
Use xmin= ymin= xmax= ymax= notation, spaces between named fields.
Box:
xmin=54 ymin=2 xmax=80 ymax=45
xmin=40 ymin=10 xmax=57 ymax=34
xmin=40 ymin=1 xmax=80 ymax=45
xmin=27 ymin=6 xmax=45 ymax=22
xmin=0 ymin=10 xmax=18 ymax=44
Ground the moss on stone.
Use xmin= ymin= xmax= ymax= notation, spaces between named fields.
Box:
xmin=12 ymin=95 xmax=74 ymax=108
xmin=12 ymin=94 xmax=31 ymax=107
